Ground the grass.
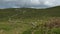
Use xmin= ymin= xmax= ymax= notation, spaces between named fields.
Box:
xmin=23 ymin=17 xmax=60 ymax=34
xmin=0 ymin=6 xmax=60 ymax=34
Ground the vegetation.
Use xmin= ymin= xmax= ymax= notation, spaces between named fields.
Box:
xmin=0 ymin=6 xmax=60 ymax=34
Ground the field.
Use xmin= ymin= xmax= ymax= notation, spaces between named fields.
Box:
xmin=0 ymin=6 xmax=60 ymax=34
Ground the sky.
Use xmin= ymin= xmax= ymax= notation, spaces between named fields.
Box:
xmin=0 ymin=0 xmax=60 ymax=9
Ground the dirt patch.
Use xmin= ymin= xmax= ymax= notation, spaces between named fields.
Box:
xmin=44 ymin=17 xmax=60 ymax=29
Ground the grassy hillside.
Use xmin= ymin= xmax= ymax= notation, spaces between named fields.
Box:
xmin=0 ymin=6 xmax=60 ymax=34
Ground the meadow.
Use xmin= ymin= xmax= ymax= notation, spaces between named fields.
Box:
xmin=0 ymin=6 xmax=60 ymax=34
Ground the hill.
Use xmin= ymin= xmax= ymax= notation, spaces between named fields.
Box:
xmin=0 ymin=6 xmax=60 ymax=34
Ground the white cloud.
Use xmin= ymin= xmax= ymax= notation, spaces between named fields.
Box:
xmin=44 ymin=0 xmax=60 ymax=6
xmin=44 ymin=1 xmax=54 ymax=6
xmin=44 ymin=0 xmax=53 ymax=5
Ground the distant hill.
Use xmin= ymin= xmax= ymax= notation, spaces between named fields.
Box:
xmin=46 ymin=6 xmax=60 ymax=9
xmin=0 ymin=6 xmax=60 ymax=19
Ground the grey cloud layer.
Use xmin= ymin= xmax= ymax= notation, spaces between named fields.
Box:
xmin=0 ymin=0 xmax=60 ymax=8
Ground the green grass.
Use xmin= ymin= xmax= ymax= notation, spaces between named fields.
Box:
xmin=0 ymin=6 xmax=60 ymax=34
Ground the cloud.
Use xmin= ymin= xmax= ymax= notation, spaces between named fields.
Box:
xmin=31 ymin=0 xmax=40 ymax=5
xmin=44 ymin=0 xmax=55 ymax=6
xmin=44 ymin=0 xmax=60 ymax=6
xmin=0 ymin=0 xmax=60 ymax=8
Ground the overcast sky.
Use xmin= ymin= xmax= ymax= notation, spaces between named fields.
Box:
xmin=0 ymin=0 xmax=60 ymax=8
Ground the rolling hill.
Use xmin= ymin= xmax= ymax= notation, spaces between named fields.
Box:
xmin=0 ymin=6 xmax=60 ymax=34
